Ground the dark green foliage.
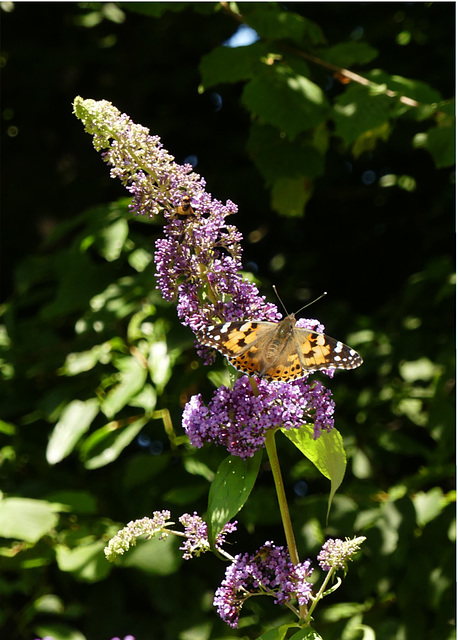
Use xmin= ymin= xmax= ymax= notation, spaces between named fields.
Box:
xmin=1 ymin=3 xmax=454 ymax=640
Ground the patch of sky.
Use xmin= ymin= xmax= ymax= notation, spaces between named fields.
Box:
xmin=223 ymin=24 xmax=260 ymax=48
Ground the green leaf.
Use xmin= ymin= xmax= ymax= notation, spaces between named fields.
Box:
xmin=207 ymin=451 xmax=262 ymax=547
xmin=81 ymin=416 xmax=148 ymax=469
xmin=45 ymin=490 xmax=98 ymax=515
xmin=123 ymin=453 xmax=171 ymax=490
xmin=129 ymin=384 xmax=157 ymax=412
xmin=0 ymin=498 xmax=59 ymax=543
xmin=125 ymin=2 xmax=190 ymax=18
xmin=40 ymin=249 xmax=113 ymax=321
xmin=247 ymin=123 xmax=326 ymax=184
xmin=290 ymin=628 xmax=324 ymax=640
xmin=321 ymin=601 xmax=370 ymax=622
xmin=148 ymin=341 xmax=172 ymax=391
xmin=333 ymin=84 xmax=399 ymax=145
xmin=413 ymin=488 xmax=447 ymax=527
xmin=242 ymin=67 xmax=329 ymax=139
xmin=128 ymin=247 xmax=153 ymax=272
xmin=424 ymin=124 xmax=455 ymax=168
xmin=0 ymin=419 xmax=16 ymax=435
xmin=102 ymin=356 xmax=148 ymax=418
xmin=96 ymin=218 xmax=129 ymax=261
xmin=282 ymin=425 xmax=346 ymax=520
xmin=257 ymin=624 xmax=304 ymax=640
xmin=60 ymin=345 xmax=107 ymax=376
xmin=243 ymin=4 xmax=326 ymax=46
xmin=368 ymin=69 xmax=442 ymax=105
xmin=123 ymin=533 xmax=181 ymax=575
xmin=47 ymin=399 xmax=99 ymax=464
xmin=200 ymin=42 xmax=266 ymax=89
xmin=318 ymin=42 xmax=379 ymax=67
xmin=258 ymin=624 xmax=300 ymax=640
xmin=56 ymin=540 xmax=110 ymax=582
xmin=271 ymin=176 xmax=314 ymax=217
xmin=352 ymin=121 xmax=391 ymax=158
xmin=33 ymin=623 xmax=86 ymax=640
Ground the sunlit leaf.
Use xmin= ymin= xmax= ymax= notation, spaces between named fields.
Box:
xmin=102 ymin=356 xmax=148 ymax=418
xmin=56 ymin=540 xmax=110 ymax=581
xmin=282 ymin=425 xmax=346 ymax=520
xmin=207 ymin=451 xmax=262 ymax=547
xmin=47 ymin=399 xmax=99 ymax=464
xmin=81 ymin=416 xmax=148 ymax=469
xmin=0 ymin=498 xmax=59 ymax=543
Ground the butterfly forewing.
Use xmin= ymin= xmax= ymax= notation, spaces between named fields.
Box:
xmin=199 ymin=318 xmax=363 ymax=382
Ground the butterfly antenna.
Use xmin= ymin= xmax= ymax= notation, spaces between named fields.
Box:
xmin=272 ymin=285 xmax=328 ymax=316
xmin=296 ymin=291 xmax=328 ymax=316
xmin=272 ymin=285 xmax=289 ymax=315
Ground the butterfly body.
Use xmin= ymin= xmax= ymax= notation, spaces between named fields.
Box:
xmin=200 ymin=315 xmax=363 ymax=383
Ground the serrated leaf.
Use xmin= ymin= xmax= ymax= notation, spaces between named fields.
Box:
xmin=207 ymin=451 xmax=262 ymax=547
xmin=242 ymin=67 xmax=329 ymax=139
xmin=0 ymin=498 xmax=59 ymax=543
xmin=102 ymin=356 xmax=148 ymax=418
xmin=282 ymin=425 xmax=346 ymax=520
xmin=81 ymin=416 xmax=148 ymax=469
xmin=47 ymin=399 xmax=99 ymax=464
xmin=200 ymin=42 xmax=266 ymax=88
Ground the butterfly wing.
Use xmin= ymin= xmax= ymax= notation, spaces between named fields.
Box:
xmin=199 ymin=321 xmax=363 ymax=382
xmin=199 ymin=321 xmax=276 ymax=376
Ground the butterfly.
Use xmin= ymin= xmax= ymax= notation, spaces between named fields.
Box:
xmin=199 ymin=315 xmax=363 ymax=383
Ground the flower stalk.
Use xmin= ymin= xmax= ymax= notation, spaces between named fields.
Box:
xmin=74 ymin=97 xmax=365 ymax=631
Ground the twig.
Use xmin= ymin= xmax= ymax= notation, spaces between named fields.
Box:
xmin=219 ymin=1 xmax=421 ymax=109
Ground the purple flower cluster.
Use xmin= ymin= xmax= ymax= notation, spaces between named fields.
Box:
xmin=183 ymin=376 xmax=335 ymax=458
xmin=179 ymin=512 xmax=237 ymax=559
xmin=73 ymin=97 xmax=280 ymax=345
xmin=214 ymin=541 xmax=313 ymax=628
xmin=317 ymin=536 xmax=366 ymax=571
xmin=154 ymin=199 xmax=281 ymax=341
xmin=74 ymin=97 xmax=336 ymax=454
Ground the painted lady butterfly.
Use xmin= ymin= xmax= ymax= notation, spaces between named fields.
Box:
xmin=199 ymin=315 xmax=363 ymax=382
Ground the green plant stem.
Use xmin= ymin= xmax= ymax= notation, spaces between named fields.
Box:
xmin=264 ymin=429 xmax=299 ymax=566
xmin=265 ymin=428 xmax=308 ymax=621
xmin=304 ymin=567 xmax=336 ymax=623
